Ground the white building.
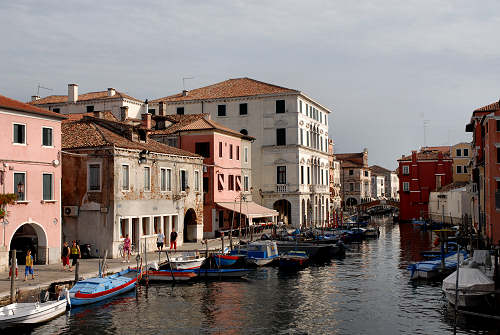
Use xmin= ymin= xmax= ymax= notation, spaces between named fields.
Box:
xmin=371 ymin=175 xmax=385 ymax=199
xmin=150 ymin=78 xmax=331 ymax=228
xmin=428 ymin=182 xmax=471 ymax=224
xmin=30 ymin=84 xmax=147 ymax=120
xmin=369 ymin=165 xmax=399 ymax=201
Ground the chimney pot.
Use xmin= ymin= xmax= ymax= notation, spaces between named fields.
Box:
xmin=158 ymin=102 xmax=166 ymax=116
xmin=182 ymin=90 xmax=188 ymax=96
xmin=107 ymin=88 xmax=116 ymax=97
xmin=31 ymin=95 xmax=40 ymax=102
xmin=68 ymin=84 xmax=78 ymax=103
xmin=142 ymin=113 xmax=152 ymax=130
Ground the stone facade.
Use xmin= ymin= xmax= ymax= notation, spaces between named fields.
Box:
xmin=337 ymin=149 xmax=371 ymax=207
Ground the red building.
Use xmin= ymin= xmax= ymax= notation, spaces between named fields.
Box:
xmin=398 ymin=149 xmax=453 ymax=221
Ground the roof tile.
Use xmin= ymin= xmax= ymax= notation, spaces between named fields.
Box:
xmin=0 ymin=94 xmax=67 ymax=119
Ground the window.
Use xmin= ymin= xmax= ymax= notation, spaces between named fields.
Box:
xmin=436 ymin=176 xmax=442 ymax=189
xmin=166 ymin=169 xmax=172 ymax=191
xmin=364 ymin=171 xmax=368 ymax=177
xmin=167 ymin=138 xmax=178 ymax=147
xmin=122 ymin=165 xmax=129 ymax=190
xmin=236 ymin=146 xmax=240 ymax=160
xmin=235 ymin=175 xmax=241 ymax=191
xmin=497 ymin=148 xmax=500 ymax=164
xmin=402 ymin=165 xmax=409 ymax=175
xmin=463 ymin=148 xmax=469 ymax=156
xmin=244 ymin=147 xmax=248 ymax=163
xmin=276 ymin=128 xmax=286 ymax=146
xmin=300 ymin=129 xmax=304 ymax=145
xmin=144 ymin=167 xmax=151 ymax=191
xmin=497 ymin=120 xmax=500 ymax=132
xmin=299 ymin=101 xmax=303 ymax=113
xmin=218 ymin=104 xmax=226 ymax=117
xmin=306 ymin=131 xmax=310 ymax=146
xmin=276 ymin=100 xmax=285 ymax=113
xmin=239 ymin=103 xmax=248 ymax=115
xmin=42 ymin=127 xmax=53 ymax=146
xmin=88 ymin=164 xmax=101 ymax=191
xmin=457 ymin=165 xmax=462 ymax=174
xmin=349 ymin=183 xmax=354 ymax=191
xmin=349 ymin=169 xmax=353 ymax=176
xmin=13 ymin=123 xmax=25 ymax=144
xmin=306 ymin=104 xmax=309 ymax=117
xmin=403 ymin=182 xmax=410 ymax=192
xmin=86 ymin=105 xmax=94 ymax=113
xmin=14 ymin=172 xmax=26 ymax=201
xmin=180 ymin=170 xmax=188 ymax=192
xmin=320 ymin=137 xmax=323 ymax=151
xmin=142 ymin=217 xmax=150 ymax=236
xmin=307 ymin=167 xmax=310 ymax=184
xmin=277 ymin=166 xmax=286 ymax=184
xmin=43 ymin=173 xmax=53 ymax=200
xmin=203 ymin=177 xmax=209 ymax=193
xmin=148 ymin=109 xmax=155 ymax=114
xmin=301 ymin=166 xmax=304 ymax=184
xmin=240 ymin=129 xmax=248 ymax=135
xmin=244 ymin=176 xmax=249 ymax=191
xmin=160 ymin=168 xmax=167 ymax=192
xmin=218 ymin=174 xmax=224 ymax=191
xmin=464 ymin=166 xmax=468 ymax=173
xmin=228 ymin=175 xmax=234 ymax=190
xmin=194 ymin=171 xmax=200 ymax=191
xmin=195 ymin=142 xmax=210 ymax=158
xmin=219 ymin=142 xmax=223 ymax=158
xmin=176 ymin=107 xmax=184 ymax=115
xmin=456 ymin=149 xmax=462 ymax=157
xmin=229 ymin=144 xmax=233 ymax=159
xmin=52 ymin=108 xmax=60 ymax=113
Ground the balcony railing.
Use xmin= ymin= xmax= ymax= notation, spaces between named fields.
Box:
xmin=276 ymin=184 xmax=288 ymax=193
xmin=309 ymin=184 xmax=329 ymax=193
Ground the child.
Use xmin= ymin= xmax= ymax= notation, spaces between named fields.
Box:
xmin=24 ymin=249 xmax=34 ymax=281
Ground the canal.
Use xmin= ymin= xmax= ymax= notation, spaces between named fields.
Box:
xmin=14 ymin=220 xmax=500 ymax=334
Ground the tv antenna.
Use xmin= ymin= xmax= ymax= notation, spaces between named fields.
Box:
xmin=36 ymin=83 xmax=53 ymax=96
xmin=182 ymin=76 xmax=194 ymax=90
xmin=423 ymin=119 xmax=430 ymax=147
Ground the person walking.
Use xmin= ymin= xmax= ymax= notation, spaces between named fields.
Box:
xmin=24 ymin=249 xmax=34 ymax=281
xmin=61 ymin=241 xmax=70 ymax=271
xmin=69 ymin=241 xmax=80 ymax=271
xmin=170 ymin=228 xmax=178 ymax=250
xmin=8 ymin=256 xmax=18 ymax=280
xmin=122 ymin=234 xmax=131 ymax=263
xmin=157 ymin=231 xmax=165 ymax=251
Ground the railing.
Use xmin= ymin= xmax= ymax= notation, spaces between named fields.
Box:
xmin=309 ymin=184 xmax=329 ymax=193
xmin=276 ymin=184 xmax=288 ymax=193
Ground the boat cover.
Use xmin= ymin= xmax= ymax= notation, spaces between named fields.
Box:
xmin=407 ymin=251 xmax=467 ymax=275
xmin=472 ymin=250 xmax=492 ymax=267
xmin=442 ymin=267 xmax=494 ymax=292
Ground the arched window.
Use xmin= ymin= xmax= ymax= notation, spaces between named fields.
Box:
xmin=240 ymin=129 xmax=248 ymax=135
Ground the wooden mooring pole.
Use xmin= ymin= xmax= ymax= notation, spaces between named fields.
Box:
xmin=75 ymin=260 xmax=80 ymax=282
xmin=10 ymin=250 xmax=16 ymax=303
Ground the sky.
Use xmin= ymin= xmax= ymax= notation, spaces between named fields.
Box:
xmin=1 ymin=0 xmax=499 ymax=169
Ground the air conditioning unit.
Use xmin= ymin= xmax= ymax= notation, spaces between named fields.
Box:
xmin=63 ymin=206 xmax=79 ymax=217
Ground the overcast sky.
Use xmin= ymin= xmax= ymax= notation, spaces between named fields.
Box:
xmin=2 ymin=0 xmax=499 ymax=169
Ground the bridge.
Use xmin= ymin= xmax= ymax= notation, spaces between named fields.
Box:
xmin=357 ymin=199 xmax=399 ymax=212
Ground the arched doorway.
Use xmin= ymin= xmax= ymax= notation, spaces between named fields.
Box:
xmin=273 ymin=199 xmax=292 ymax=226
xmin=301 ymin=199 xmax=306 ymax=228
xmin=9 ymin=223 xmax=48 ymax=265
xmin=346 ymin=197 xmax=358 ymax=207
xmin=307 ymin=199 xmax=312 ymax=227
xmin=183 ymin=208 xmax=197 ymax=242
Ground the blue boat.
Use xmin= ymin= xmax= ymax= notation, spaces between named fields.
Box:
xmin=69 ymin=268 xmax=140 ymax=306
xmin=230 ymin=241 xmax=279 ymax=266
xmin=407 ymin=250 xmax=467 ymax=280
xmin=214 ymin=254 xmax=246 ymax=267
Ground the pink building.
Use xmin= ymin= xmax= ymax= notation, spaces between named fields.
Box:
xmin=0 ymin=95 xmax=66 ymax=270
xmin=151 ymin=114 xmax=277 ymax=238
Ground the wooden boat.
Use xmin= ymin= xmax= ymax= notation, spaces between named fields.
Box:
xmin=214 ymin=254 xmax=245 ymax=267
xmin=69 ymin=268 xmax=139 ymax=306
xmin=0 ymin=290 xmax=70 ymax=327
xmin=169 ymin=252 xmax=206 ymax=270
xmin=275 ymin=241 xmax=332 ymax=260
xmin=279 ymin=251 xmax=309 ymax=270
xmin=183 ymin=268 xmax=252 ymax=278
xmin=147 ymin=269 xmax=198 ymax=281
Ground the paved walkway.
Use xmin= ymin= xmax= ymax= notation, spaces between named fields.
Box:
xmin=0 ymin=235 xmax=250 ymax=304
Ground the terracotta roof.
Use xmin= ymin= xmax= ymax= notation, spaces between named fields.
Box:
xmin=474 ymin=100 xmax=500 ymax=113
xmin=31 ymin=90 xmax=143 ymax=105
xmin=437 ymin=181 xmax=468 ymax=192
xmin=0 ymin=94 xmax=67 ymax=120
xmin=152 ymin=77 xmax=298 ymax=103
xmin=369 ymin=165 xmax=392 ymax=174
xmin=399 ymin=150 xmax=452 ymax=161
xmin=63 ymin=111 xmax=118 ymax=122
xmin=336 ymin=152 xmax=365 ymax=167
xmin=421 ymin=146 xmax=450 ymax=154
xmin=62 ymin=119 xmax=201 ymax=158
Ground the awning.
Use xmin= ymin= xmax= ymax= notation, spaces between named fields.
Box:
xmin=216 ymin=201 xmax=278 ymax=219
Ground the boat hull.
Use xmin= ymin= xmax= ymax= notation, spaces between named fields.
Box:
xmin=246 ymin=257 xmax=277 ymax=266
xmin=214 ymin=255 xmax=243 ymax=267
xmin=170 ymin=257 xmax=206 ymax=270
xmin=193 ymin=268 xmax=252 ymax=278
xmin=0 ymin=299 xmax=68 ymax=326
xmin=147 ymin=270 xmax=198 ymax=281
xmin=444 ymin=291 xmax=490 ymax=308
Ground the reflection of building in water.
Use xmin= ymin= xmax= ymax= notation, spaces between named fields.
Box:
xmin=398 ymin=223 xmax=433 ymax=267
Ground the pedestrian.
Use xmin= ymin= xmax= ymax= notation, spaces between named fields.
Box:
xmin=24 ymin=249 xmax=34 ymax=281
xmin=8 ymin=256 xmax=18 ymax=280
xmin=170 ymin=228 xmax=178 ymax=250
xmin=157 ymin=231 xmax=165 ymax=251
xmin=122 ymin=234 xmax=131 ymax=263
xmin=69 ymin=240 xmax=80 ymax=271
xmin=61 ymin=241 xmax=70 ymax=271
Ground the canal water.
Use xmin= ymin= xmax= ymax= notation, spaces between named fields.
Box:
xmin=12 ymin=221 xmax=500 ymax=334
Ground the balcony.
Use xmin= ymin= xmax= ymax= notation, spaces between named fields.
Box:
xmin=276 ymin=184 xmax=288 ymax=193
xmin=309 ymin=184 xmax=329 ymax=194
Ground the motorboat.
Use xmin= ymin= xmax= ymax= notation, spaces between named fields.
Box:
xmin=69 ymin=268 xmax=139 ymax=306
xmin=147 ymin=269 xmax=198 ymax=281
xmin=407 ymin=251 xmax=467 ymax=280
xmin=214 ymin=254 xmax=246 ymax=267
xmin=240 ymin=241 xmax=279 ymax=266
xmin=168 ymin=252 xmax=206 ymax=270
xmin=278 ymin=250 xmax=309 ymax=271
xmin=0 ymin=289 xmax=70 ymax=327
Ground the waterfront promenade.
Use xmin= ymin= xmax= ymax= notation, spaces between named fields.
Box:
xmin=0 ymin=235 xmax=239 ymax=305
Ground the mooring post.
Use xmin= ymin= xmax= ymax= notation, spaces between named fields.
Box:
xmin=205 ymin=239 xmax=208 ymax=258
xmin=75 ymin=260 xmax=80 ymax=282
xmin=221 ymin=235 xmax=224 ymax=254
xmin=10 ymin=249 xmax=16 ymax=303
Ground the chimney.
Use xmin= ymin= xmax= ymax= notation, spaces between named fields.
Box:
xmin=411 ymin=150 xmax=417 ymax=162
xmin=120 ymin=106 xmax=129 ymax=121
xmin=158 ymin=102 xmax=166 ymax=116
xmin=142 ymin=113 xmax=152 ymax=129
xmin=93 ymin=111 xmax=104 ymax=119
xmin=31 ymin=95 xmax=40 ymax=102
xmin=107 ymin=88 xmax=116 ymax=97
xmin=68 ymin=84 xmax=78 ymax=103
xmin=182 ymin=90 xmax=188 ymax=96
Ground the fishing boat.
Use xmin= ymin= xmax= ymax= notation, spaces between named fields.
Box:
xmin=69 ymin=268 xmax=139 ymax=306
xmin=278 ymin=250 xmax=309 ymax=271
xmin=0 ymin=290 xmax=70 ymax=327
xmin=244 ymin=241 xmax=279 ymax=266
xmin=407 ymin=251 xmax=467 ymax=280
xmin=168 ymin=252 xmax=206 ymax=270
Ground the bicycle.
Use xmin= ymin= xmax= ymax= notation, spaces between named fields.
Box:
xmin=118 ymin=242 xmax=135 ymax=258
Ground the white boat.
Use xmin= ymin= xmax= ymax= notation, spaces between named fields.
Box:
xmin=169 ymin=252 xmax=206 ymax=270
xmin=0 ymin=289 xmax=70 ymax=327
xmin=245 ymin=241 xmax=279 ymax=266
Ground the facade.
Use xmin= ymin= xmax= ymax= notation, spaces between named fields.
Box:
xmin=451 ymin=142 xmax=472 ymax=183
xmin=0 ymin=95 xmax=66 ymax=271
xmin=150 ymin=114 xmax=277 ymax=238
xmin=397 ymin=149 xmax=453 ymax=221
xmin=61 ymin=115 xmax=204 ymax=258
xmin=337 ymin=149 xmax=371 ymax=207
xmin=150 ymin=78 xmax=331 ymax=228
xmin=369 ymin=165 xmax=399 ymax=200
xmin=465 ymin=100 xmax=500 ymax=246
xmin=328 ymin=139 xmax=342 ymax=214
xmin=31 ymin=84 xmax=147 ymax=120
xmin=428 ymin=182 xmax=471 ymax=224
xmin=371 ymin=175 xmax=385 ymax=199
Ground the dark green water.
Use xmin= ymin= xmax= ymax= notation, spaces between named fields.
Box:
xmin=9 ymin=222 xmax=500 ymax=334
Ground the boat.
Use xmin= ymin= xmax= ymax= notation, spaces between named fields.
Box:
xmin=363 ymin=227 xmax=379 ymax=238
xmin=442 ymin=265 xmax=495 ymax=308
xmin=185 ymin=268 xmax=252 ymax=279
xmin=243 ymin=241 xmax=279 ymax=266
xmin=0 ymin=289 xmax=70 ymax=327
xmin=278 ymin=250 xmax=309 ymax=271
xmin=147 ymin=269 xmax=198 ymax=281
xmin=69 ymin=268 xmax=139 ymax=306
xmin=275 ymin=240 xmax=333 ymax=260
xmin=214 ymin=254 xmax=246 ymax=267
xmin=407 ymin=251 xmax=467 ymax=280
xmin=168 ymin=252 xmax=206 ymax=270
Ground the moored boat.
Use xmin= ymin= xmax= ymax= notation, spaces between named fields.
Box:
xmin=69 ymin=268 xmax=139 ymax=306
xmin=442 ymin=266 xmax=495 ymax=308
xmin=169 ymin=252 xmax=206 ymax=270
xmin=278 ymin=250 xmax=309 ymax=271
xmin=244 ymin=241 xmax=279 ymax=266
xmin=147 ymin=269 xmax=198 ymax=281
xmin=187 ymin=268 xmax=252 ymax=278
xmin=214 ymin=254 xmax=246 ymax=267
